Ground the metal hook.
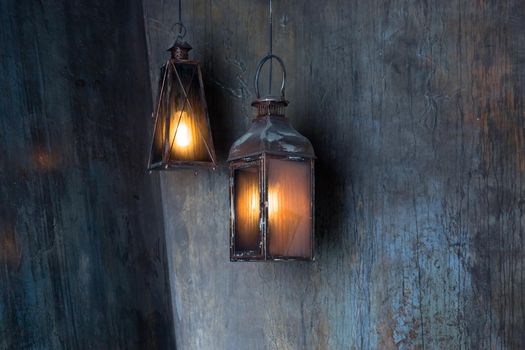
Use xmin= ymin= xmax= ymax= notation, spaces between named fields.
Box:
xmin=254 ymin=54 xmax=286 ymax=99
xmin=170 ymin=22 xmax=187 ymax=40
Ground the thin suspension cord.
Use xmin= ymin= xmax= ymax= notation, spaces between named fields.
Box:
xmin=268 ymin=0 xmax=273 ymax=95
xmin=172 ymin=0 xmax=187 ymax=40
xmin=178 ymin=0 xmax=183 ymax=32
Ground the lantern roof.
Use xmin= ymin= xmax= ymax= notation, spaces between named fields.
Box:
xmin=167 ymin=39 xmax=193 ymax=61
xmin=167 ymin=39 xmax=192 ymax=51
xmin=228 ymin=100 xmax=315 ymax=161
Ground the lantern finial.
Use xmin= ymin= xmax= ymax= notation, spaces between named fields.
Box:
xmin=168 ymin=39 xmax=192 ymax=61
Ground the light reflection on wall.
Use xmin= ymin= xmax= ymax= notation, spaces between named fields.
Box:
xmin=0 ymin=223 xmax=21 ymax=270
xmin=32 ymin=146 xmax=58 ymax=172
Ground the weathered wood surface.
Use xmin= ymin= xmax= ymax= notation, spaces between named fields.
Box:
xmin=0 ymin=1 xmax=174 ymax=349
xmin=144 ymin=0 xmax=525 ymax=349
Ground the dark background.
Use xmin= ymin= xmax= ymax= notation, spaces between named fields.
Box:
xmin=0 ymin=1 xmax=174 ymax=349
xmin=2 ymin=0 xmax=525 ymax=349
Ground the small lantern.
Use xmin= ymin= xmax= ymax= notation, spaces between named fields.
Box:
xmin=228 ymin=55 xmax=315 ymax=261
xmin=148 ymin=32 xmax=216 ymax=170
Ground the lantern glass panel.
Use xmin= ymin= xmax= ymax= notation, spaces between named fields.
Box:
xmin=233 ymin=165 xmax=262 ymax=254
xmin=150 ymin=61 xmax=214 ymax=167
xmin=267 ymin=158 xmax=312 ymax=258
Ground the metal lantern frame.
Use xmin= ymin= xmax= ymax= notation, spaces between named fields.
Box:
xmin=147 ymin=25 xmax=216 ymax=170
xmin=228 ymin=54 xmax=316 ymax=262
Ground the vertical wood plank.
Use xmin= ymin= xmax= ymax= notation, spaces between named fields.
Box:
xmin=0 ymin=1 xmax=175 ymax=349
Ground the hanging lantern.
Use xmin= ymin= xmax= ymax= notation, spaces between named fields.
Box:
xmin=228 ymin=54 xmax=315 ymax=261
xmin=148 ymin=23 xmax=216 ymax=170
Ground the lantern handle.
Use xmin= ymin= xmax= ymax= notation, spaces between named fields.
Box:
xmin=254 ymin=54 xmax=286 ymax=100
xmin=170 ymin=22 xmax=187 ymax=40
xmin=171 ymin=0 xmax=187 ymax=40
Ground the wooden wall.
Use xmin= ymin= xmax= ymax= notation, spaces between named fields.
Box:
xmin=0 ymin=1 xmax=174 ymax=349
xmin=144 ymin=0 xmax=525 ymax=349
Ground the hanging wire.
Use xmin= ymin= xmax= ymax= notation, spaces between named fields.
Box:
xmin=268 ymin=0 xmax=273 ymax=95
xmin=171 ymin=0 xmax=187 ymax=40
xmin=255 ymin=0 xmax=286 ymax=100
xmin=178 ymin=0 xmax=182 ymax=25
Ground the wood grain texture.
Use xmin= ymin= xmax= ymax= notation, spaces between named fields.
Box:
xmin=144 ymin=0 xmax=525 ymax=349
xmin=0 ymin=1 xmax=175 ymax=349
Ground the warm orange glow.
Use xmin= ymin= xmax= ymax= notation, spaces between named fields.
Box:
xmin=234 ymin=167 xmax=261 ymax=252
xmin=268 ymin=188 xmax=279 ymax=217
xmin=174 ymin=120 xmax=191 ymax=147
xmin=267 ymin=159 xmax=312 ymax=258
xmin=162 ymin=109 xmax=210 ymax=161
xmin=232 ymin=161 xmax=312 ymax=258
xmin=152 ymin=108 xmax=212 ymax=163
xmin=149 ymin=60 xmax=217 ymax=168
xmin=248 ymin=189 xmax=259 ymax=212
xmin=32 ymin=147 xmax=58 ymax=171
xmin=169 ymin=110 xmax=193 ymax=150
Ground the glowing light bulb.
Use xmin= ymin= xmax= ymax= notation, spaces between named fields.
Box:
xmin=175 ymin=121 xmax=191 ymax=147
xmin=169 ymin=110 xmax=192 ymax=149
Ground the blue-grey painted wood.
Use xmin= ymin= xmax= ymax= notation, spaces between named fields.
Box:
xmin=144 ymin=0 xmax=525 ymax=349
xmin=0 ymin=1 xmax=175 ymax=349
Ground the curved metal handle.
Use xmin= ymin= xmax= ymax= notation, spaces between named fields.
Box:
xmin=171 ymin=22 xmax=187 ymax=40
xmin=254 ymin=54 xmax=286 ymax=99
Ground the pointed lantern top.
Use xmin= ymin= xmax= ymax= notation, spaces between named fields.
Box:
xmin=168 ymin=39 xmax=193 ymax=61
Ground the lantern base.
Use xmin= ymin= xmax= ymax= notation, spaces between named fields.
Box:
xmin=148 ymin=160 xmax=216 ymax=171
xmin=230 ymin=256 xmax=315 ymax=262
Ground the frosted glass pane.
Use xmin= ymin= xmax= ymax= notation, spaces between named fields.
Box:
xmin=267 ymin=159 xmax=312 ymax=258
xmin=234 ymin=166 xmax=261 ymax=252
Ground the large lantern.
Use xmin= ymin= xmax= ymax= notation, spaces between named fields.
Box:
xmin=228 ymin=55 xmax=315 ymax=261
xmin=148 ymin=33 xmax=216 ymax=170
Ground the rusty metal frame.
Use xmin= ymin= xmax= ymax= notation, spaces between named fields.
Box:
xmin=229 ymin=157 xmax=265 ymax=261
xmin=147 ymin=58 xmax=217 ymax=171
xmin=228 ymin=52 xmax=315 ymax=262
xmin=229 ymin=153 xmax=315 ymax=262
